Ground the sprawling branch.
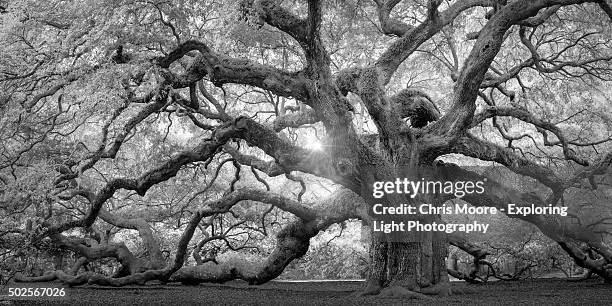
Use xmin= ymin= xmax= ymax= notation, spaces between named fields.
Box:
xmin=39 ymin=119 xmax=250 ymax=239
xmin=272 ymin=107 xmax=319 ymax=131
xmin=519 ymin=5 xmax=562 ymax=26
xmin=519 ymin=26 xmax=612 ymax=78
xmin=334 ymin=0 xmax=497 ymax=155
xmin=255 ymin=0 xmax=308 ymax=43
xmin=223 ymin=145 xmax=285 ymax=177
xmin=470 ymin=106 xmax=589 ymax=165
xmin=44 ymin=233 xmax=156 ymax=276
xmin=18 ymin=188 xmax=323 ymax=286
xmin=439 ymin=163 xmax=612 ymax=280
xmin=56 ymin=87 xmax=168 ymax=185
xmin=374 ymin=0 xmax=495 ymax=84
xmin=24 ymin=74 xmax=79 ymax=109
xmin=452 ymin=134 xmax=565 ymax=192
xmin=98 ymin=209 xmax=165 ymax=266
xmin=426 ymin=0 xmax=602 ymax=149
xmin=447 ymin=232 xmax=490 ymax=259
xmin=479 ymin=59 xmax=535 ymax=88
xmin=566 ymin=151 xmax=612 ymax=188
xmin=221 ymin=117 xmax=341 ymax=182
xmin=171 ymin=189 xmax=367 ymax=285
xmin=374 ymin=0 xmax=413 ymax=37
xmin=157 ymin=40 xmax=309 ymax=101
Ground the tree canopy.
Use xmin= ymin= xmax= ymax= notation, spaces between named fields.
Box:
xmin=1 ymin=0 xmax=612 ymax=296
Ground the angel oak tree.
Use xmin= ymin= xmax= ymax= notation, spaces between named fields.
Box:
xmin=2 ymin=0 xmax=612 ymax=298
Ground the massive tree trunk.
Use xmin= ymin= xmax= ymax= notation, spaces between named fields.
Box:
xmin=357 ymin=153 xmax=451 ymax=296
xmin=364 ymin=228 xmax=449 ymax=296
xmin=361 ymin=189 xmax=451 ymax=297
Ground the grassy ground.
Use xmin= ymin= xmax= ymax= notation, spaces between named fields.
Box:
xmin=1 ymin=278 xmax=610 ymax=305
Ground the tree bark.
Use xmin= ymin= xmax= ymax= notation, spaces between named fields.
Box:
xmin=359 ymin=158 xmax=451 ymax=296
xmin=363 ymin=224 xmax=450 ymax=296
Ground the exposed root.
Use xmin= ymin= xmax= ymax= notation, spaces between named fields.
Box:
xmin=353 ymin=279 xmax=383 ymax=296
xmin=420 ymin=281 xmax=451 ymax=296
xmin=448 ymin=268 xmax=483 ymax=284
xmin=377 ymin=286 xmax=431 ymax=299
xmin=15 ymin=271 xmax=99 ymax=286
xmin=568 ymin=271 xmax=596 ymax=282
xmin=354 ymin=282 xmax=452 ymax=299
xmin=13 ymin=269 xmax=170 ymax=287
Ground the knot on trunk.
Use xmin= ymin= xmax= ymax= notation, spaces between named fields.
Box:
xmin=390 ymin=88 xmax=440 ymax=128
xmin=335 ymin=67 xmax=361 ymax=96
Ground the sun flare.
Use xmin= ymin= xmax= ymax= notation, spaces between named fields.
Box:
xmin=303 ymin=134 xmax=323 ymax=151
